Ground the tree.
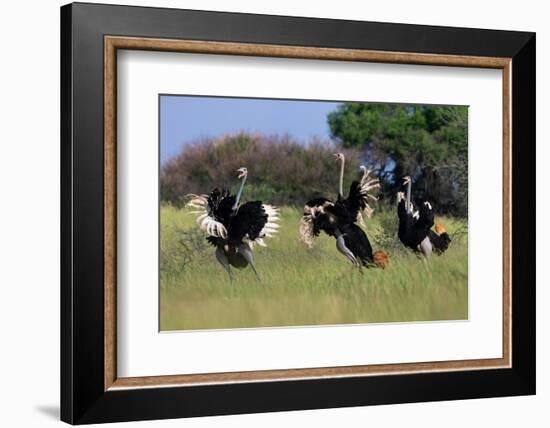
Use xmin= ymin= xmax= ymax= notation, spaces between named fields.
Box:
xmin=328 ymin=103 xmax=468 ymax=216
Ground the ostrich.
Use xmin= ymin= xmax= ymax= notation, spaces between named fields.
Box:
xmin=187 ymin=167 xmax=279 ymax=282
xmin=299 ymin=153 xmax=388 ymax=269
xmin=397 ymin=175 xmax=451 ymax=257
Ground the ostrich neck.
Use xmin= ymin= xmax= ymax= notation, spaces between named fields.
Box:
xmin=406 ymin=180 xmax=412 ymax=212
xmin=338 ymin=157 xmax=345 ymax=197
xmin=232 ymin=175 xmax=247 ymax=210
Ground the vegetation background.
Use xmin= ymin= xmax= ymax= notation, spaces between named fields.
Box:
xmin=162 ymin=103 xmax=468 ymax=215
xmin=160 ymin=102 xmax=469 ymax=330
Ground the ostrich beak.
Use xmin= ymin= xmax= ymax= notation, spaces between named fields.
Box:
xmin=236 ymin=168 xmax=247 ymax=179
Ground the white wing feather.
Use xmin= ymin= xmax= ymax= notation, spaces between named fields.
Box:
xmin=299 ymin=201 xmax=334 ymax=248
xmin=358 ymin=167 xmax=380 ymax=219
xmin=186 ymin=194 xmax=227 ymax=238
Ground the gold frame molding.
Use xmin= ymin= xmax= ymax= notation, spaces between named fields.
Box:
xmin=104 ymin=36 xmax=512 ymax=391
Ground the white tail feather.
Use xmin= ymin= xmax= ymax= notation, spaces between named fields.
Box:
xmin=358 ymin=167 xmax=380 ymax=219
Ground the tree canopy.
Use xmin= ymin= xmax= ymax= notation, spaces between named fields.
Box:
xmin=328 ymin=103 xmax=468 ymax=216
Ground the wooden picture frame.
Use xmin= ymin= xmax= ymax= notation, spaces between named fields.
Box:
xmin=61 ymin=2 xmax=535 ymax=424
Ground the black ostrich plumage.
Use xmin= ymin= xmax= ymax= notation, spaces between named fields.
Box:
xmin=300 ymin=178 xmax=378 ymax=267
xmin=205 ymin=189 xmax=269 ymax=251
xmin=187 ymin=177 xmax=279 ymax=281
xmin=397 ymin=193 xmax=451 ymax=255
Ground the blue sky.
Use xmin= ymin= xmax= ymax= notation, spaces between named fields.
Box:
xmin=160 ymin=95 xmax=340 ymax=164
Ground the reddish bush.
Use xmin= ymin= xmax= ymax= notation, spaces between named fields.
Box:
xmin=161 ymin=132 xmax=363 ymax=207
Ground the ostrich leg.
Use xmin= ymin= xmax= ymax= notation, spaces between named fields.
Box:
xmin=418 ymin=236 xmax=433 ymax=259
xmin=418 ymin=237 xmax=432 ymax=272
xmin=335 ymin=234 xmax=360 ymax=268
xmin=238 ymin=244 xmax=261 ymax=282
xmin=215 ymin=246 xmax=233 ymax=283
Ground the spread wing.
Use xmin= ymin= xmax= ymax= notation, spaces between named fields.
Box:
xmin=345 ymin=169 xmax=380 ymax=224
xmin=299 ymin=197 xmax=337 ymax=248
xmin=186 ymin=188 xmax=235 ymax=238
xmin=230 ymin=201 xmax=280 ymax=249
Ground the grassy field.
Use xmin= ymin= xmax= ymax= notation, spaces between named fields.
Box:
xmin=160 ymin=204 xmax=468 ymax=331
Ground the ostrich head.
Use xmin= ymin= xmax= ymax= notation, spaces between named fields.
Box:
xmin=333 ymin=153 xmax=345 ymax=162
xmin=236 ymin=167 xmax=248 ymax=179
xmin=359 ymin=165 xmax=367 ymax=173
xmin=402 ymin=175 xmax=412 ymax=185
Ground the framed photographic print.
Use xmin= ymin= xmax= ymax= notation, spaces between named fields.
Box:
xmin=60 ymin=2 xmax=535 ymax=424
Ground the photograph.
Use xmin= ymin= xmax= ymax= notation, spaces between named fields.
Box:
xmin=159 ymin=95 xmax=469 ymax=331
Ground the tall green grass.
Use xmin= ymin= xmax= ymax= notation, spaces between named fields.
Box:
xmin=160 ymin=204 xmax=468 ymax=331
